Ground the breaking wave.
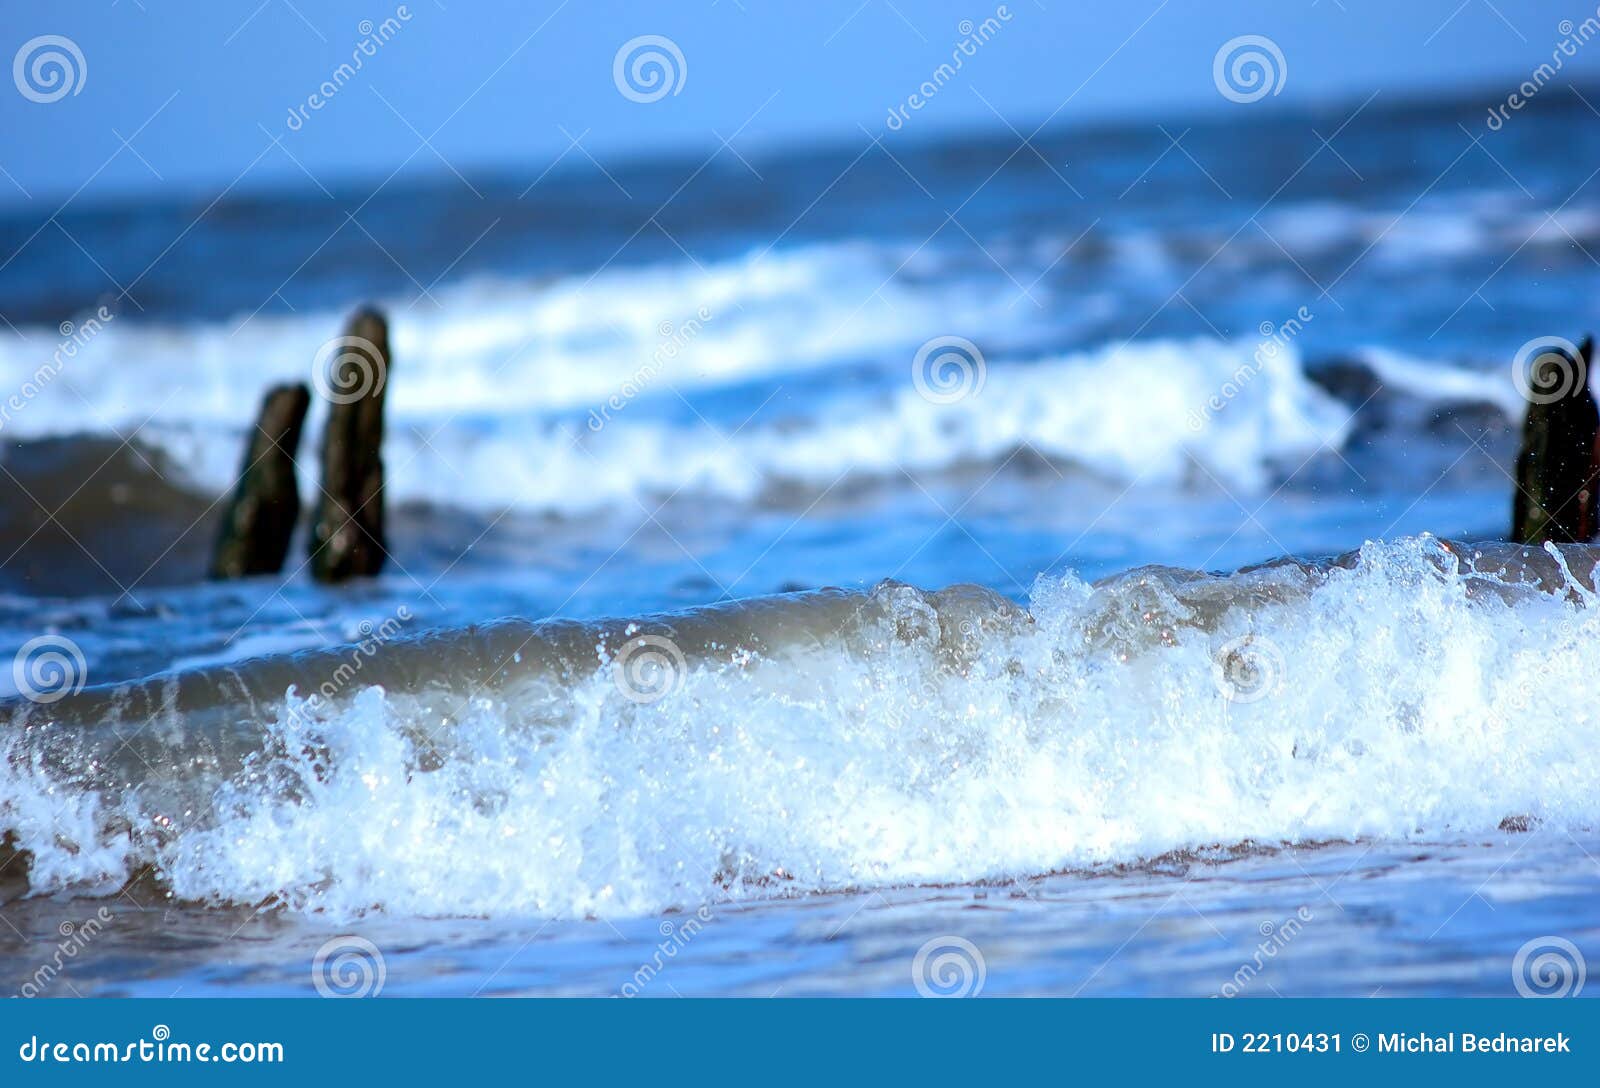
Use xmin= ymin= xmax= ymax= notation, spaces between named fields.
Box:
xmin=3 ymin=536 xmax=1597 ymax=918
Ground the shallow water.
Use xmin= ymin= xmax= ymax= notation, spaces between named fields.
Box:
xmin=5 ymin=834 xmax=1597 ymax=997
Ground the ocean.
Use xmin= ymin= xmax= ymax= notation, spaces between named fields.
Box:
xmin=1 ymin=84 xmax=1598 ymax=997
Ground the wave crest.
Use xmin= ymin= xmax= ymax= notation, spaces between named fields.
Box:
xmin=3 ymin=536 xmax=1596 ymax=918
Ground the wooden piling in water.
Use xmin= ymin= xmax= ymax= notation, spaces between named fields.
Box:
xmin=309 ymin=307 xmax=390 ymax=582
xmin=209 ymin=382 xmax=310 ymax=579
xmin=1511 ymin=335 xmax=1600 ymax=544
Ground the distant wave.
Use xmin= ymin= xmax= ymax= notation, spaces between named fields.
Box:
xmin=1351 ymin=345 xmax=1526 ymax=419
xmin=0 ymin=326 xmax=1358 ymax=512
xmin=0 ymin=229 xmax=1541 ymax=519
xmin=360 ymin=336 xmax=1350 ymax=508
xmin=3 ymin=536 xmax=1596 ymax=918
xmin=1245 ymin=195 xmax=1599 ymax=267
xmin=0 ymin=241 xmax=1050 ymax=435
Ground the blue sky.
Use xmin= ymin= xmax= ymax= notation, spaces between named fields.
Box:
xmin=2 ymin=0 xmax=1597 ymax=208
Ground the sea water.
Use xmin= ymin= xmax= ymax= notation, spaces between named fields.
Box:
xmin=0 ymin=87 xmax=1597 ymax=996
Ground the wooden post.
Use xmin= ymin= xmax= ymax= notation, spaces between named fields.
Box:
xmin=0 ymin=831 xmax=29 ymax=904
xmin=310 ymin=307 xmax=390 ymax=582
xmin=1511 ymin=335 xmax=1599 ymax=544
xmin=209 ymin=383 xmax=310 ymax=579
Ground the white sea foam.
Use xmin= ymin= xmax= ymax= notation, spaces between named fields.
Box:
xmin=119 ymin=337 xmax=1349 ymax=512
xmin=4 ymin=536 xmax=1597 ymax=919
xmin=0 ymin=221 xmax=1536 ymax=517
xmin=504 ymin=337 xmax=1338 ymax=502
xmin=0 ymin=217 xmax=1481 ymax=521
xmin=1355 ymin=345 xmax=1525 ymax=419
xmin=0 ymin=242 xmax=1036 ymax=438
xmin=0 ymin=229 xmax=1354 ymax=507
xmin=1241 ymin=195 xmax=1592 ymax=267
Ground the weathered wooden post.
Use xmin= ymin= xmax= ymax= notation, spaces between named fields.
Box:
xmin=1511 ymin=335 xmax=1600 ymax=544
xmin=309 ymin=307 xmax=390 ymax=582
xmin=209 ymin=382 xmax=310 ymax=579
